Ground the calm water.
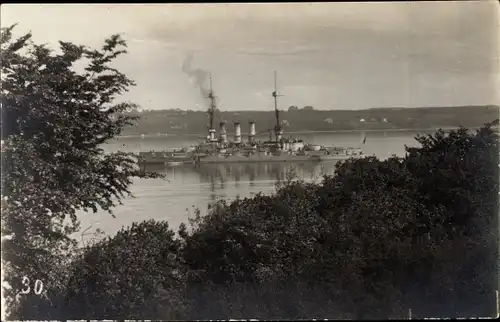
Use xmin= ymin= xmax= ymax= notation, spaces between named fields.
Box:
xmin=76 ymin=130 xmax=428 ymax=241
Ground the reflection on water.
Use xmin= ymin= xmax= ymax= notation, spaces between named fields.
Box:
xmin=145 ymin=162 xmax=337 ymax=205
xmin=147 ymin=162 xmax=337 ymax=193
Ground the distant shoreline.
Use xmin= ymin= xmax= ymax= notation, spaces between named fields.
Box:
xmin=120 ymin=105 xmax=498 ymax=139
xmin=116 ymin=126 xmax=496 ymax=139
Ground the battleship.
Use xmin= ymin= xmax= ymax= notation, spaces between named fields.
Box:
xmin=137 ymin=72 xmax=364 ymax=166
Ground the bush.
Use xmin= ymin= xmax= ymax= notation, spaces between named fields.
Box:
xmin=175 ymin=123 xmax=498 ymax=319
xmin=63 ymin=220 xmax=186 ymax=319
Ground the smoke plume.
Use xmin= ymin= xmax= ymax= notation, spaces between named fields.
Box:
xmin=182 ymin=53 xmax=210 ymax=107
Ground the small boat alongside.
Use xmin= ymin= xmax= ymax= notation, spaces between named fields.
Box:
xmin=138 ymin=149 xmax=193 ymax=165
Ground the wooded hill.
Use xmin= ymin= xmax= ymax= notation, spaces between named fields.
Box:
xmin=122 ymin=105 xmax=499 ymax=136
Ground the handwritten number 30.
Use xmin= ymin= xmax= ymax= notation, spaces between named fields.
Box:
xmin=20 ymin=276 xmax=44 ymax=295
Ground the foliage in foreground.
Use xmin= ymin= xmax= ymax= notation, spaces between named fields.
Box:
xmin=0 ymin=25 xmax=161 ymax=319
xmin=56 ymin=123 xmax=498 ymax=320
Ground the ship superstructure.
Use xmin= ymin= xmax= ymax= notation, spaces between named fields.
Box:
xmin=138 ymin=72 xmax=364 ymax=166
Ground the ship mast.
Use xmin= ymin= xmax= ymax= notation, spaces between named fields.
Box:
xmin=207 ymin=72 xmax=217 ymax=135
xmin=272 ymin=71 xmax=283 ymax=142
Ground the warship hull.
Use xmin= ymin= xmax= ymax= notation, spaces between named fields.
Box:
xmin=137 ymin=151 xmax=361 ymax=165
xmin=195 ymin=153 xmax=356 ymax=164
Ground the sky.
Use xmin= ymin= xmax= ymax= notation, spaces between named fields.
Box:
xmin=1 ymin=2 xmax=499 ymax=111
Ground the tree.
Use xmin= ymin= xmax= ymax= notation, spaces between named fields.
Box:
xmin=0 ymin=25 xmax=161 ymax=319
xmin=403 ymin=124 xmax=499 ymax=317
xmin=317 ymin=124 xmax=499 ymax=318
xmin=288 ymin=105 xmax=299 ymax=112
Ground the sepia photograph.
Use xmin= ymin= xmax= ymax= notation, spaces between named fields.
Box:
xmin=1 ymin=2 xmax=499 ymax=320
